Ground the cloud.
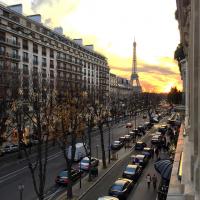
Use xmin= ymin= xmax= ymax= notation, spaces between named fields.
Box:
xmin=44 ymin=18 xmax=52 ymax=26
xmin=31 ymin=0 xmax=55 ymax=12
xmin=138 ymin=64 xmax=178 ymax=76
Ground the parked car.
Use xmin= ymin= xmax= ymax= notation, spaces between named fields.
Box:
xmin=158 ymin=125 xmax=168 ymax=134
xmin=126 ymin=123 xmax=132 ymax=128
xmin=128 ymin=131 xmax=135 ymax=138
xmin=98 ymin=196 xmax=119 ymax=200
xmin=79 ymin=157 xmax=99 ymax=171
xmin=151 ymin=135 xmax=162 ymax=145
xmin=135 ymin=141 xmax=147 ymax=150
xmin=144 ymin=122 xmax=152 ymax=129
xmin=130 ymin=154 xmax=149 ymax=168
xmin=122 ymin=164 xmax=142 ymax=181
xmin=3 ymin=144 xmax=18 ymax=153
xmin=55 ymin=168 xmax=82 ymax=185
xmin=143 ymin=115 xmax=147 ymax=119
xmin=124 ymin=135 xmax=131 ymax=142
xmin=142 ymin=147 xmax=154 ymax=158
xmin=111 ymin=141 xmax=124 ymax=150
xmin=119 ymin=136 xmax=126 ymax=144
xmin=109 ymin=178 xmax=134 ymax=200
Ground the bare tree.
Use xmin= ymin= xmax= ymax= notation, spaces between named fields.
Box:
xmin=55 ymin=91 xmax=86 ymax=199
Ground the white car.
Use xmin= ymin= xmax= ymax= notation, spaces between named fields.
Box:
xmin=79 ymin=157 xmax=99 ymax=170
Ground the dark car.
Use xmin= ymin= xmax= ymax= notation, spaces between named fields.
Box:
xmin=144 ymin=122 xmax=153 ymax=130
xmin=79 ymin=157 xmax=99 ymax=171
xmin=158 ymin=125 xmax=168 ymax=134
xmin=124 ymin=135 xmax=132 ymax=142
xmin=109 ymin=178 xmax=134 ymax=200
xmin=55 ymin=168 xmax=82 ymax=185
xmin=119 ymin=136 xmax=126 ymax=144
xmin=122 ymin=164 xmax=142 ymax=181
xmin=111 ymin=141 xmax=124 ymax=150
xmin=130 ymin=154 xmax=149 ymax=168
xmin=142 ymin=147 xmax=154 ymax=158
xmin=151 ymin=135 xmax=162 ymax=145
xmin=135 ymin=141 xmax=147 ymax=150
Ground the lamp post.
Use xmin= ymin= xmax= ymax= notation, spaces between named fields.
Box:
xmin=18 ymin=184 xmax=24 ymax=200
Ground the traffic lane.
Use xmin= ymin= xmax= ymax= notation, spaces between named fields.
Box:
xmin=0 ymin=151 xmax=66 ymax=200
xmin=91 ymin=117 xmax=148 ymax=159
xmin=80 ymin=128 xmax=155 ymax=200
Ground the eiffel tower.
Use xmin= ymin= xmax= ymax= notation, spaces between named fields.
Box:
xmin=130 ymin=39 xmax=142 ymax=93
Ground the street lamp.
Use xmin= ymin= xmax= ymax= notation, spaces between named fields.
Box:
xmin=18 ymin=184 xmax=24 ymax=200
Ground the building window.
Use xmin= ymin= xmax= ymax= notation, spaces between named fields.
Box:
xmin=42 ymin=46 xmax=46 ymax=56
xmin=50 ymin=49 xmax=54 ymax=58
xmin=50 ymin=60 xmax=54 ymax=69
xmin=23 ymin=52 xmax=29 ymax=62
xmin=33 ymin=43 xmax=38 ymax=54
xmin=42 ymin=57 xmax=46 ymax=67
xmin=26 ymin=21 xmax=31 ymax=28
xmin=33 ymin=55 xmax=38 ymax=65
xmin=50 ymin=70 xmax=54 ymax=78
xmin=0 ymin=46 xmax=5 ymax=54
xmin=22 ymin=39 xmax=28 ymax=50
xmin=42 ymin=69 xmax=46 ymax=78
xmin=23 ymin=64 xmax=29 ymax=75
xmin=0 ymin=31 xmax=5 ymax=41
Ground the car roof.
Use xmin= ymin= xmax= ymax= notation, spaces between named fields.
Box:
xmin=136 ymin=154 xmax=145 ymax=159
xmin=98 ymin=196 xmax=119 ymax=200
xmin=126 ymin=164 xmax=138 ymax=169
xmin=143 ymin=147 xmax=151 ymax=150
xmin=115 ymin=178 xmax=131 ymax=185
xmin=136 ymin=141 xmax=143 ymax=144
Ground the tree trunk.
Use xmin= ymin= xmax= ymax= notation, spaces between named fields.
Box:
xmin=98 ymin=124 xmax=106 ymax=168
xmin=88 ymin=126 xmax=92 ymax=181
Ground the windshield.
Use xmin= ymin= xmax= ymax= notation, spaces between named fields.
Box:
xmin=111 ymin=184 xmax=123 ymax=191
xmin=59 ymin=171 xmax=68 ymax=177
xmin=126 ymin=167 xmax=136 ymax=173
xmin=81 ymin=159 xmax=89 ymax=163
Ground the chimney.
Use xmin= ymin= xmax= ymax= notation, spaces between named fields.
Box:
xmin=27 ymin=14 xmax=42 ymax=23
xmin=85 ymin=45 xmax=94 ymax=51
xmin=73 ymin=39 xmax=83 ymax=46
xmin=53 ymin=27 xmax=63 ymax=35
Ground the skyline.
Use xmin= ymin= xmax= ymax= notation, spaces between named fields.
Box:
xmin=2 ymin=0 xmax=182 ymax=92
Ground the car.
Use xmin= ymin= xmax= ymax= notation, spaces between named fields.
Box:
xmin=158 ymin=125 xmax=168 ymax=134
xmin=119 ymin=136 xmax=126 ymax=144
xmin=98 ymin=196 xmax=119 ymax=200
xmin=3 ymin=144 xmax=18 ymax=153
xmin=134 ymin=141 xmax=147 ymax=150
xmin=126 ymin=123 xmax=132 ymax=128
xmin=109 ymin=178 xmax=134 ymax=200
xmin=79 ymin=157 xmax=99 ymax=171
xmin=130 ymin=154 xmax=149 ymax=168
xmin=144 ymin=122 xmax=153 ymax=129
xmin=111 ymin=141 xmax=124 ymax=150
xmin=55 ymin=168 xmax=82 ymax=185
xmin=142 ymin=147 xmax=154 ymax=158
xmin=122 ymin=164 xmax=142 ymax=181
xmin=151 ymin=135 xmax=162 ymax=145
xmin=124 ymin=135 xmax=131 ymax=142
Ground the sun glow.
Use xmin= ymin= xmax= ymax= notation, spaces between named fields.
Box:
xmin=163 ymin=83 xmax=175 ymax=93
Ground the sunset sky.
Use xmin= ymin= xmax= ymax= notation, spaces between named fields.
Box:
xmin=3 ymin=0 xmax=182 ymax=93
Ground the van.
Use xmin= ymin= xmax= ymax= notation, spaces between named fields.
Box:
xmin=67 ymin=143 xmax=87 ymax=161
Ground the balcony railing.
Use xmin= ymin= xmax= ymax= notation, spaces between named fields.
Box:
xmin=0 ymin=38 xmax=20 ymax=48
xmin=0 ymin=51 xmax=20 ymax=61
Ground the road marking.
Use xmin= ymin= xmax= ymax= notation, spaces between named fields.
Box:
xmin=0 ymin=151 xmax=62 ymax=184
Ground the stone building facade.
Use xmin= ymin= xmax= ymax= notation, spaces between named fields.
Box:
xmin=167 ymin=1 xmax=200 ymax=200
xmin=0 ymin=3 xmax=109 ymax=100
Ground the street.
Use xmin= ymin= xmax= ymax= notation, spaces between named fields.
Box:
xmin=0 ymin=116 xmax=147 ymax=200
xmin=80 ymin=118 xmax=168 ymax=200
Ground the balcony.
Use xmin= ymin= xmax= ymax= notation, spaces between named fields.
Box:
xmin=0 ymin=38 xmax=20 ymax=48
xmin=23 ymin=57 xmax=29 ymax=63
xmin=0 ymin=51 xmax=20 ymax=61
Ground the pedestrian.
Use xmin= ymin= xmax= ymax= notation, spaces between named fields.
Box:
xmin=151 ymin=148 xmax=154 ymax=159
xmin=155 ymin=147 xmax=159 ymax=159
xmin=146 ymin=173 xmax=151 ymax=189
xmin=152 ymin=174 xmax=157 ymax=190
